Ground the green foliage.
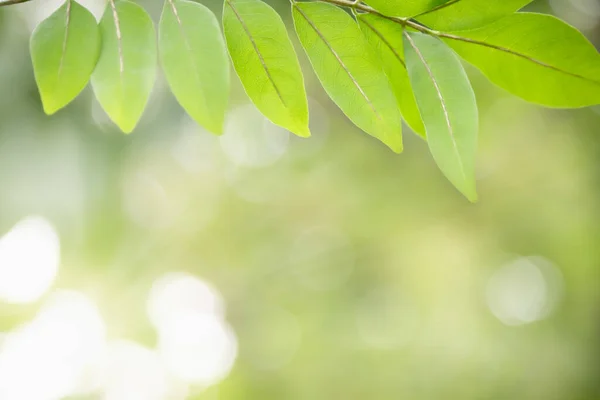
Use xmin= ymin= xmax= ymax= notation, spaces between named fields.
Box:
xmin=446 ymin=13 xmax=600 ymax=108
xmin=30 ymin=0 xmax=100 ymax=115
xmin=417 ymin=0 xmax=533 ymax=31
xmin=293 ymin=2 xmax=402 ymax=152
xmin=223 ymin=0 xmax=309 ymax=137
xmin=357 ymin=14 xmax=425 ymax=138
xmin=366 ymin=0 xmax=445 ymax=18
xmin=10 ymin=0 xmax=600 ymax=200
xmin=91 ymin=0 xmax=156 ymax=133
xmin=404 ymin=32 xmax=478 ymax=202
xmin=160 ymin=0 xmax=230 ymax=134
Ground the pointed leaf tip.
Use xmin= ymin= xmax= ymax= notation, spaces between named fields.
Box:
xmin=404 ymin=32 xmax=478 ymax=201
xmin=223 ymin=0 xmax=309 ymax=138
xmin=30 ymin=0 xmax=100 ymax=114
xmin=91 ymin=0 xmax=157 ymax=134
xmin=159 ymin=0 xmax=230 ymax=135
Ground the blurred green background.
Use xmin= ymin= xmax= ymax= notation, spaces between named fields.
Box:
xmin=1 ymin=0 xmax=600 ymax=399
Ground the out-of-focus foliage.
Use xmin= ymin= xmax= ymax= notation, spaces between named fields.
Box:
xmin=0 ymin=1 xmax=599 ymax=399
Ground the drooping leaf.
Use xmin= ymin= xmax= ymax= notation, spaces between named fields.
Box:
xmin=445 ymin=13 xmax=600 ymax=108
xmin=92 ymin=0 xmax=156 ymax=133
xmin=223 ymin=0 xmax=309 ymax=137
xmin=30 ymin=0 xmax=100 ymax=114
xmin=159 ymin=0 xmax=229 ymax=134
xmin=417 ymin=0 xmax=533 ymax=31
xmin=365 ymin=0 xmax=446 ymax=18
xmin=404 ymin=32 xmax=478 ymax=202
xmin=293 ymin=2 xmax=402 ymax=153
xmin=357 ymin=14 xmax=425 ymax=138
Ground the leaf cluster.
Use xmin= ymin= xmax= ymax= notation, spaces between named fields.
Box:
xmin=10 ymin=0 xmax=600 ymax=200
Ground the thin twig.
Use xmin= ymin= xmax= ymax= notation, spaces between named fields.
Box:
xmin=0 ymin=0 xmax=33 ymax=7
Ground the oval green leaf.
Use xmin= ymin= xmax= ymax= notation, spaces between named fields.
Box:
xmin=445 ymin=13 xmax=600 ymax=108
xmin=404 ymin=32 xmax=478 ymax=202
xmin=357 ymin=14 xmax=425 ymax=138
xmin=30 ymin=0 xmax=100 ymax=115
xmin=417 ymin=0 xmax=533 ymax=31
xmin=293 ymin=2 xmax=402 ymax=153
xmin=159 ymin=0 xmax=229 ymax=134
xmin=223 ymin=0 xmax=309 ymax=138
xmin=365 ymin=0 xmax=446 ymax=18
xmin=92 ymin=0 xmax=157 ymax=133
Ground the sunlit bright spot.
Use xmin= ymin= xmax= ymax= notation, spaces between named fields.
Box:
xmin=157 ymin=313 xmax=238 ymax=386
xmin=241 ymin=305 xmax=302 ymax=371
xmin=100 ymin=340 xmax=173 ymax=400
xmin=486 ymin=256 xmax=564 ymax=326
xmin=18 ymin=0 xmax=104 ymax=31
xmin=355 ymin=288 xmax=419 ymax=349
xmin=0 ymin=290 xmax=106 ymax=400
xmin=0 ymin=216 xmax=60 ymax=304
xmin=147 ymin=272 xmax=225 ymax=329
xmin=289 ymin=226 xmax=355 ymax=291
xmin=220 ymin=104 xmax=289 ymax=168
xmin=549 ymin=0 xmax=599 ymax=30
xmin=171 ymin=117 xmax=221 ymax=174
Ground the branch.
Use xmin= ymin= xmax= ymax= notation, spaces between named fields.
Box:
xmin=0 ymin=0 xmax=33 ymax=6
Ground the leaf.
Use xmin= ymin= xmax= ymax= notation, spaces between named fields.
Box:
xmin=417 ymin=0 xmax=533 ymax=31
xmin=357 ymin=14 xmax=425 ymax=138
xmin=223 ymin=0 xmax=309 ymax=138
xmin=159 ymin=0 xmax=229 ymax=134
xmin=404 ymin=32 xmax=478 ymax=202
xmin=30 ymin=0 xmax=100 ymax=115
xmin=445 ymin=13 xmax=600 ymax=108
xmin=92 ymin=0 xmax=157 ymax=133
xmin=365 ymin=0 xmax=446 ymax=18
xmin=293 ymin=2 xmax=402 ymax=153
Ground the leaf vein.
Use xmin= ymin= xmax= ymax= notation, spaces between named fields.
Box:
xmin=404 ymin=32 xmax=466 ymax=182
xmin=226 ymin=0 xmax=287 ymax=107
xmin=294 ymin=5 xmax=381 ymax=121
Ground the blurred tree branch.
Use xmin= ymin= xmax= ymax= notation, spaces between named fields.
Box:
xmin=0 ymin=0 xmax=32 ymax=6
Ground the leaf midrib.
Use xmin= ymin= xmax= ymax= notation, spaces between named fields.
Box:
xmin=108 ymin=0 xmax=125 ymax=120
xmin=359 ymin=17 xmax=406 ymax=69
xmin=404 ymin=32 xmax=467 ymax=183
xmin=441 ymin=31 xmax=600 ymax=87
xmin=165 ymin=0 xmax=211 ymax=118
xmin=294 ymin=4 xmax=381 ymax=122
xmin=57 ymin=0 xmax=72 ymax=80
xmin=226 ymin=0 xmax=287 ymax=107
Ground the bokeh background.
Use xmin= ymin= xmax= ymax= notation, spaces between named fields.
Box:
xmin=0 ymin=0 xmax=600 ymax=399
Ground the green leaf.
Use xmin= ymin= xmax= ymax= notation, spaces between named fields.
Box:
xmin=417 ymin=0 xmax=533 ymax=31
xmin=293 ymin=2 xmax=402 ymax=153
xmin=365 ymin=0 xmax=446 ymax=18
xmin=159 ymin=0 xmax=229 ymax=135
xmin=30 ymin=0 xmax=100 ymax=115
xmin=357 ymin=14 xmax=425 ymax=138
xmin=445 ymin=13 xmax=600 ymax=108
xmin=404 ymin=32 xmax=478 ymax=202
xmin=92 ymin=0 xmax=157 ymax=133
xmin=223 ymin=0 xmax=309 ymax=138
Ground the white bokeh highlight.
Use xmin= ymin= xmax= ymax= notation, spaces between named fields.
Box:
xmin=148 ymin=272 xmax=237 ymax=387
xmin=158 ymin=313 xmax=237 ymax=386
xmin=220 ymin=104 xmax=289 ymax=168
xmin=486 ymin=256 xmax=564 ymax=326
xmin=100 ymin=340 xmax=172 ymax=400
xmin=147 ymin=272 xmax=225 ymax=328
xmin=0 ymin=216 xmax=60 ymax=304
xmin=0 ymin=290 xmax=106 ymax=400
